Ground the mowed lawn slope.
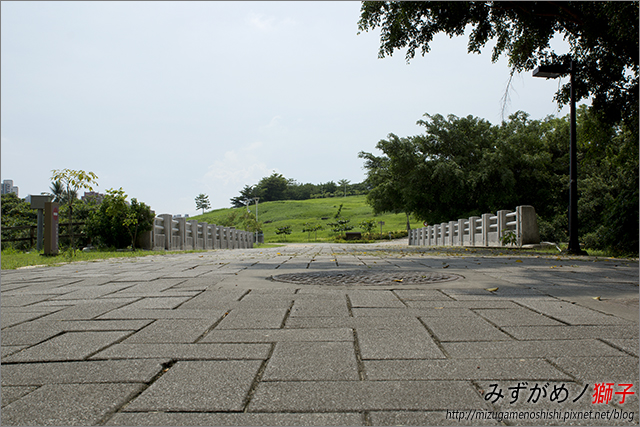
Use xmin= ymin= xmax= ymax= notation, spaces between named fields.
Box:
xmin=191 ymin=196 xmax=414 ymax=243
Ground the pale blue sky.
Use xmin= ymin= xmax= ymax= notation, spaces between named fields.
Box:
xmin=2 ymin=1 xmax=575 ymax=215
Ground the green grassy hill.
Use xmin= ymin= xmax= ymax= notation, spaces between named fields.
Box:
xmin=190 ymin=195 xmax=413 ymax=243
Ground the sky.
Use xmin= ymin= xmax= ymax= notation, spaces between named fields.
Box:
xmin=1 ymin=1 xmax=577 ymax=216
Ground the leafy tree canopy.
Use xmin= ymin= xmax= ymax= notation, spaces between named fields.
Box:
xmin=358 ymin=1 xmax=639 ymax=131
xmin=360 ymin=109 xmax=638 ymax=254
xmin=195 ymin=193 xmax=211 ymax=214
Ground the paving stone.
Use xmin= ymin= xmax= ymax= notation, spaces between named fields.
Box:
xmin=474 ymin=308 xmax=565 ymax=326
xmin=421 ymin=315 xmax=513 ymax=342
xmin=39 ymin=300 xmax=137 ymax=321
xmin=393 ymin=289 xmax=456 ymax=301
xmin=550 ymin=313 xmax=635 ymax=326
xmin=601 ymin=338 xmax=639 ymax=356
xmin=357 ymin=327 xmax=446 ymax=359
xmin=1 ymin=386 xmax=37 ymax=407
xmin=347 ymin=290 xmax=406 ymax=307
xmin=92 ymin=342 xmax=271 ymax=360
xmin=112 ymin=280 xmax=186 ymax=294
xmin=501 ymin=325 xmax=640 ymax=341
xmin=215 ymin=308 xmax=289 ymax=329
xmin=290 ymin=298 xmax=350 ymax=317
xmin=2 ymin=331 xmax=133 ymax=362
xmin=283 ymin=316 xmax=424 ymax=329
xmin=442 ymin=339 xmax=630 ymax=359
xmin=405 ymin=300 xmax=521 ymax=309
xmin=122 ymin=318 xmax=220 ymax=343
xmin=1 ymin=359 xmax=167 ymax=385
xmin=1 ymin=345 xmax=28 ymax=359
xmin=369 ymin=411 xmax=501 ymax=426
xmin=0 ymin=383 xmax=144 ymax=426
xmin=98 ymin=308 xmax=228 ymax=320
xmin=123 ymin=296 xmax=192 ymax=310
xmin=1 ymin=311 xmax=57 ymax=328
xmin=263 ymin=341 xmax=359 ymax=381
xmin=173 ymin=289 xmax=248 ymax=309
xmin=364 ymin=358 xmax=571 ymax=381
xmin=49 ymin=284 xmax=134 ymax=300
xmin=200 ymin=327 xmax=353 ymax=343
xmin=124 ymin=360 xmax=262 ymax=411
xmin=0 ymin=328 xmax=64 ymax=346
xmin=248 ymin=380 xmax=485 ymax=412
xmin=516 ymin=299 xmax=613 ymax=316
xmin=0 ymin=294 xmax=56 ymax=306
xmin=549 ymin=356 xmax=640 ymax=383
xmin=105 ymin=412 xmax=365 ymax=426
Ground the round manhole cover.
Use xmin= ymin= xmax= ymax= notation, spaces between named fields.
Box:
xmin=270 ymin=270 xmax=462 ymax=286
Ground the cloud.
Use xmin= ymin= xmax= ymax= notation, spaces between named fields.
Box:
xmin=201 ymin=141 xmax=272 ymax=187
xmin=247 ymin=11 xmax=297 ymax=32
xmin=247 ymin=12 xmax=275 ymax=31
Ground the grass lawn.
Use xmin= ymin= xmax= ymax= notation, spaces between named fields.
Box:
xmin=0 ymin=243 xmax=284 ymax=270
xmin=191 ymin=195 xmax=411 ymax=243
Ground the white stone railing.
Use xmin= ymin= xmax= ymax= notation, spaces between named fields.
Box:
xmin=408 ymin=205 xmax=540 ymax=247
xmin=137 ymin=215 xmax=253 ymax=251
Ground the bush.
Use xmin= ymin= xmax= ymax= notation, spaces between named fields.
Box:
xmin=85 ymin=188 xmax=154 ymax=250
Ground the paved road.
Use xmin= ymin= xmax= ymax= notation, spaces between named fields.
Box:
xmin=2 ymin=242 xmax=638 ymax=426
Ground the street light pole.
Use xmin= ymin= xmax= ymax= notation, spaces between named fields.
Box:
xmin=254 ymin=197 xmax=260 ymax=244
xmin=567 ymin=59 xmax=584 ymax=255
xmin=533 ymin=59 xmax=587 ymax=255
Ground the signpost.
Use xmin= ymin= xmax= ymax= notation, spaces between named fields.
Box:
xmin=44 ymin=202 xmax=59 ymax=255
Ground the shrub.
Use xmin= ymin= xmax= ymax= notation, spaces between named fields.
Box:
xmin=85 ymin=188 xmax=154 ymax=250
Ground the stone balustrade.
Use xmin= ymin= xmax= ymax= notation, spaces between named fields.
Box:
xmin=408 ymin=205 xmax=540 ymax=247
xmin=137 ymin=215 xmax=254 ymax=251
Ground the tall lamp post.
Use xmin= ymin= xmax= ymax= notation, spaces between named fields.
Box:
xmin=253 ymin=197 xmax=260 ymax=244
xmin=533 ymin=59 xmax=587 ymax=255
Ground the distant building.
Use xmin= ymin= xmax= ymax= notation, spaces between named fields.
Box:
xmin=1 ymin=180 xmax=19 ymax=197
xmin=82 ymin=191 xmax=105 ymax=204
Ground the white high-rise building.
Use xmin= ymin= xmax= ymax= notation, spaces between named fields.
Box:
xmin=1 ymin=180 xmax=19 ymax=197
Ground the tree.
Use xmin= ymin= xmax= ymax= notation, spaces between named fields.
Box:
xmin=359 ymin=219 xmax=377 ymax=238
xmin=302 ymin=222 xmax=323 ymax=241
xmin=358 ymin=2 xmax=639 ymax=133
xmin=256 ymin=172 xmax=288 ymax=202
xmin=230 ymin=185 xmax=257 ymax=208
xmin=50 ymin=169 xmax=98 ymax=255
xmin=359 ymin=133 xmax=424 ymax=231
xmin=1 ymin=193 xmax=37 ymax=251
xmin=85 ymin=188 xmax=154 ymax=250
xmin=195 ymin=193 xmax=211 ymax=214
xmin=275 ymin=225 xmax=292 ymax=242
xmin=338 ymin=179 xmax=350 ymax=197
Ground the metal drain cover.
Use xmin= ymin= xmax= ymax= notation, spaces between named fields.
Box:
xmin=270 ymin=270 xmax=462 ymax=286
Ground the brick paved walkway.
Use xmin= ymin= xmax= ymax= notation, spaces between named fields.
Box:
xmin=1 ymin=243 xmax=638 ymax=425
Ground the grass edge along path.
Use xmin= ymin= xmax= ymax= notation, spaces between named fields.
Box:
xmin=1 ymin=244 xmax=284 ymax=270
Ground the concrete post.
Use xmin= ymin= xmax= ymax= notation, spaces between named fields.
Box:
xmin=469 ymin=216 xmax=479 ymax=247
xmin=433 ymin=224 xmax=439 ymax=245
xmin=440 ymin=223 xmax=447 ymax=245
xmin=175 ymin=217 xmax=186 ymax=250
xmin=458 ymin=219 xmax=466 ymax=246
xmin=187 ymin=220 xmax=197 ymax=249
xmin=158 ymin=214 xmax=172 ymax=250
xmin=517 ymin=205 xmax=540 ymax=245
xmin=221 ymin=226 xmax=226 ymax=249
xmin=481 ymin=213 xmax=492 ymax=247
xmin=497 ymin=210 xmax=508 ymax=246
